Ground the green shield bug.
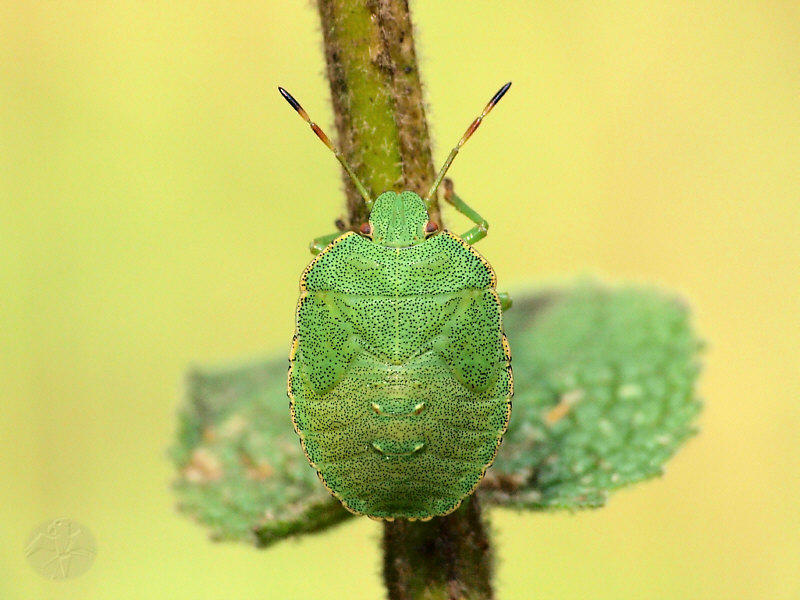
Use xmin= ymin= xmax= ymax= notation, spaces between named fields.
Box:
xmin=281 ymin=83 xmax=513 ymax=520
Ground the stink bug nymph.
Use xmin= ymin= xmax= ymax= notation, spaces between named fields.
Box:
xmin=281 ymin=83 xmax=513 ymax=520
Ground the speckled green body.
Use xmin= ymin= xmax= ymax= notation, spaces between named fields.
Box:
xmin=289 ymin=191 xmax=512 ymax=520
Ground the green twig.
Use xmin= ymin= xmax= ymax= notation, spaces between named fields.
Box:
xmin=317 ymin=0 xmax=440 ymax=228
xmin=383 ymin=495 xmax=494 ymax=600
xmin=317 ymin=1 xmax=489 ymax=598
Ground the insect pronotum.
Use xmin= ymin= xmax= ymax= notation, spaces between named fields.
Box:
xmin=281 ymin=83 xmax=513 ymax=520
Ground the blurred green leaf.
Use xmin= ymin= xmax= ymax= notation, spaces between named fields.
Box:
xmin=171 ymin=284 xmax=702 ymax=544
xmin=171 ymin=358 xmax=352 ymax=545
xmin=485 ymin=284 xmax=703 ymax=508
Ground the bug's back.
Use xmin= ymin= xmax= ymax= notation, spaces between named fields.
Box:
xmin=289 ymin=225 xmax=512 ymax=520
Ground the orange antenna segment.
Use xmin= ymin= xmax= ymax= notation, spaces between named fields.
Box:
xmin=425 ymin=82 xmax=511 ymax=203
xmin=278 ymin=86 xmax=373 ymax=207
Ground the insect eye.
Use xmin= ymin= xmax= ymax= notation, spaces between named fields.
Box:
xmin=359 ymin=222 xmax=372 ymax=236
xmin=424 ymin=220 xmax=439 ymax=235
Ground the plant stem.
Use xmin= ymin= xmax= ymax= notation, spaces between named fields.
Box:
xmin=316 ymin=1 xmax=493 ymax=598
xmin=383 ymin=495 xmax=494 ymax=600
xmin=317 ymin=0 xmax=441 ymax=228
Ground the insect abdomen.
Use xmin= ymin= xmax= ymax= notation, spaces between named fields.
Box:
xmin=291 ymin=345 xmax=510 ymax=519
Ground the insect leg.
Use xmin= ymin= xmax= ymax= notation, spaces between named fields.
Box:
xmin=498 ymin=292 xmax=512 ymax=312
xmin=443 ymin=178 xmax=489 ymax=244
xmin=309 ymin=232 xmax=341 ymax=255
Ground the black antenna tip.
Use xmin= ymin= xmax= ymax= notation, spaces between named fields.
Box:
xmin=278 ymin=86 xmax=302 ymax=112
xmin=491 ymin=81 xmax=512 ymax=106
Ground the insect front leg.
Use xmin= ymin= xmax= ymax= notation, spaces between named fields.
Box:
xmin=498 ymin=292 xmax=512 ymax=312
xmin=442 ymin=178 xmax=488 ymax=245
xmin=309 ymin=232 xmax=341 ymax=255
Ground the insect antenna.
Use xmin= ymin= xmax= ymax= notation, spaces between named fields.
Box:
xmin=425 ymin=82 xmax=512 ymax=204
xmin=278 ymin=86 xmax=373 ymax=208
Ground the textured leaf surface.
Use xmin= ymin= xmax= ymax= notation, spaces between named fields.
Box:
xmin=484 ymin=285 xmax=703 ymax=508
xmin=172 ymin=358 xmax=352 ymax=545
xmin=171 ymin=284 xmax=702 ymax=544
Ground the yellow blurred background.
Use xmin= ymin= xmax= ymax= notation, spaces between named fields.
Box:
xmin=2 ymin=2 xmax=797 ymax=598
